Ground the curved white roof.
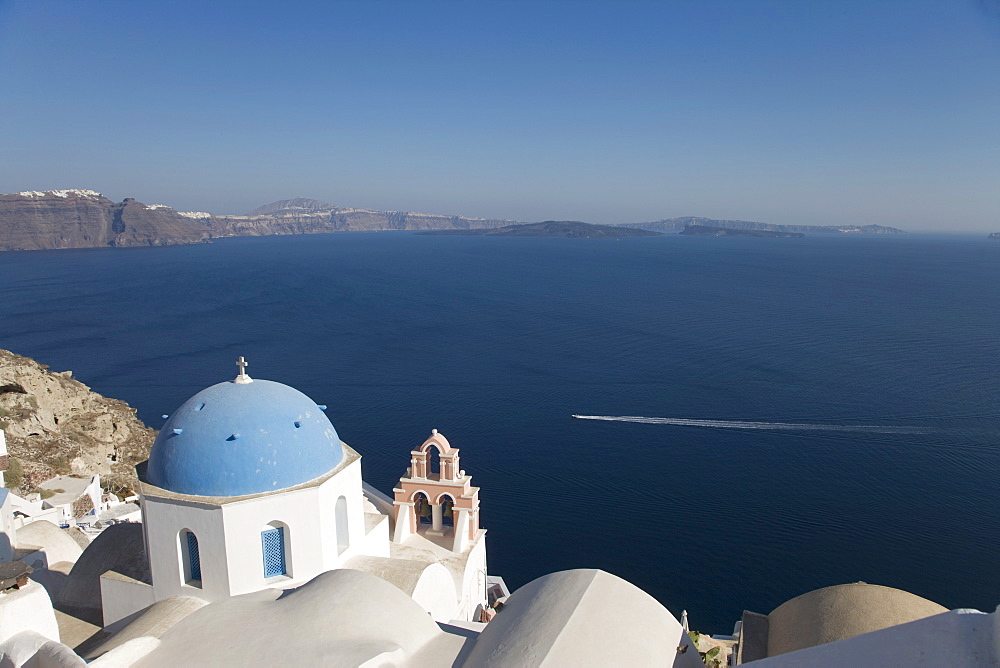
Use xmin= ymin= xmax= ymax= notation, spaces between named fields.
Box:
xmin=462 ymin=569 xmax=703 ymax=667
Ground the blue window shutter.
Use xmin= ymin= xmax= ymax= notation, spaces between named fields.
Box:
xmin=262 ymin=527 xmax=286 ymax=577
xmin=187 ymin=532 xmax=201 ymax=581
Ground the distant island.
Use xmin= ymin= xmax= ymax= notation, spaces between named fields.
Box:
xmin=623 ymin=216 xmax=904 ymax=236
xmin=680 ymin=224 xmax=804 ymax=238
xmin=420 ymin=221 xmax=660 ymax=239
xmin=0 ymin=190 xmax=904 ymax=252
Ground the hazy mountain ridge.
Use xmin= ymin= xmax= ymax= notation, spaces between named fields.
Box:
xmin=422 ymin=221 xmax=660 ymax=238
xmin=213 ymin=197 xmax=517 ymax=236
xmin=623 ymin=216 xmax=905 ymax=235
xmin=246 ymin=198 xmax=338 ymax=216
xmin=0 ymin=191 xmax=906 ymax=252
xmin=679 ymin=224 xmax=804 ymax=238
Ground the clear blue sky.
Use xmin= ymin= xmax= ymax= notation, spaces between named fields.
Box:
xmin=1 ymin=1 xmax=998 ymax=231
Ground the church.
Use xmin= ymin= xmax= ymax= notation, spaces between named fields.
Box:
xmin=101 ymin=357 xmax=488 ymax=625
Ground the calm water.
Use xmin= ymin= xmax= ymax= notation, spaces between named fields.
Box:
xmin=2 ymin=232 xmax=999 ymax=631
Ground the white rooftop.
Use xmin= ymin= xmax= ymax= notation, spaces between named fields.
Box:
xmin=37 ymin=475 xmax=95 ymax=508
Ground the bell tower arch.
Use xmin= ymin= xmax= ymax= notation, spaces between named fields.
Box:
xmin=392 ymin=429 xmax=482 ymax=552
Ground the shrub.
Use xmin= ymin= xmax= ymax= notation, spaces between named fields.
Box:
xmin=6 ymin=457 xmax=23 ymax=488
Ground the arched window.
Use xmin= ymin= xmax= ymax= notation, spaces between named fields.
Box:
xmin=427 ymin=446 xmax=441 ymax=479
xmin=414 ymin=492 xmax=432 ymax=525
xmin=336 ymin=496 xmax=349 ymax=555
xmin=261 ymin=523 xmax=288 ymax=578
xmin=179 ymin=529 xmax=202 ymax=587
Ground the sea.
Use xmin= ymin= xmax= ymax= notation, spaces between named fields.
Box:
xmin=2 ymin=231 xmax=998 ymax=632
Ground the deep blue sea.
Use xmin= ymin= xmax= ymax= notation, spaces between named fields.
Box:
xmin=2 ymin=232 xmax=999 ymax=631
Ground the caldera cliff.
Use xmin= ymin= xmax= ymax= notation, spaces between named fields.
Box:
xmin=0 ymin=190 xmax=210 ymax=251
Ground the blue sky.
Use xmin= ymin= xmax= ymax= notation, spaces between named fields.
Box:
xmin=1 ymin=1 xmax=998 ymax=230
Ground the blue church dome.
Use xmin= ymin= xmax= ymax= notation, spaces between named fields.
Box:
xmin=146 ymin=377 xmax=343 ymax=497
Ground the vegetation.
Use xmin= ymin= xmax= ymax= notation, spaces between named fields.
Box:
xmin=687 ymin=631 xmax=725 ymax=668
xmin=103 ymin=474 xmax=136 ymax=499
xmin=49 ymin=456 xmax=72 ymax=474
xmin=6 ymin=457 xmax=23 ymax=488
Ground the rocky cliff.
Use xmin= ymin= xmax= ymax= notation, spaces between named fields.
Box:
xmin=0 ymin=190 xmax=211 ymax=251
xmin=0 ymin=349 xmax=155 ymax=494
xmin=624 ymin=216 xmax=905 ymax=235
xmin=210 ymin=198 xmax=515 ymax=237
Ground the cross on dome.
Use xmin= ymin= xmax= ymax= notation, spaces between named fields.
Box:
xmin=234 ymin=356 xmax=253 ymax=384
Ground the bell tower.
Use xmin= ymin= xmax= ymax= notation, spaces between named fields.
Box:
xmin=392 ymin=429 xmax=482 ymax=552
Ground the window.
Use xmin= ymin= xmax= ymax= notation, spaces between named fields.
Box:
xmin=187 ymin=532 xmax=201 ymax=580
xmin=336 ymin=496 xmax=349 ymax=554
xmin=261 ymin=526 xmax=287 ymax=578
xmin=180 ymin=530 xmax=202 ymax=586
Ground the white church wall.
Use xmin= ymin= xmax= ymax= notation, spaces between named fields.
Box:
xmin=139 ymin=453 xmax=394 ymax=611
xmin=316 ymin=458 xmax=379 ymax=569
xmin=100 ymin=572 xmax=156 ymax=627
xmin=458 ymin=538 xmax=488 ymax=621
xmin=357 ymin=513 xmax=391 ymax=560
xmin=220 ymin=485 xmax=326 ymax=595
xmin=217 ymin=459 xmax=386 ymax=596
xmin=143 ymin=497 xmax=227 ymax=603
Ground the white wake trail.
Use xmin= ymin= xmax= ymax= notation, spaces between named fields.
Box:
xmin=572 ymin=415 xmax=925 ymax=434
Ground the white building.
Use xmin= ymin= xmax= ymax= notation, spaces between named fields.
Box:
xmin=100 ymin=359 xmax=488 ymax=627
xmin=35 ymin=475 xmax=102 ymax=527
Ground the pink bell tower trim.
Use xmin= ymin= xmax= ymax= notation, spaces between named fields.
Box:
xmin=392 ymin=429 xmax=482 ymax=552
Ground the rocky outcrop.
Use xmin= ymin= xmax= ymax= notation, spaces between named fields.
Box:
xmin=625 ymin=216 xmax=905 ymax=235
xmin=0 ymin=190 xmax=210 ymax=251
xmin=0 ymin=349 xmax=155 ymax=494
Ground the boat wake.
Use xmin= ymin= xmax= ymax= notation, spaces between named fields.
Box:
xmin=571 ymin=415 xmax=925 ymax=434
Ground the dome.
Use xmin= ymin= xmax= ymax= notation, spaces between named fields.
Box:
xmin=766 ymin=583 xmax=948 ymax=656
xmin=146 ymin=378 xmax=343 ymax=497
